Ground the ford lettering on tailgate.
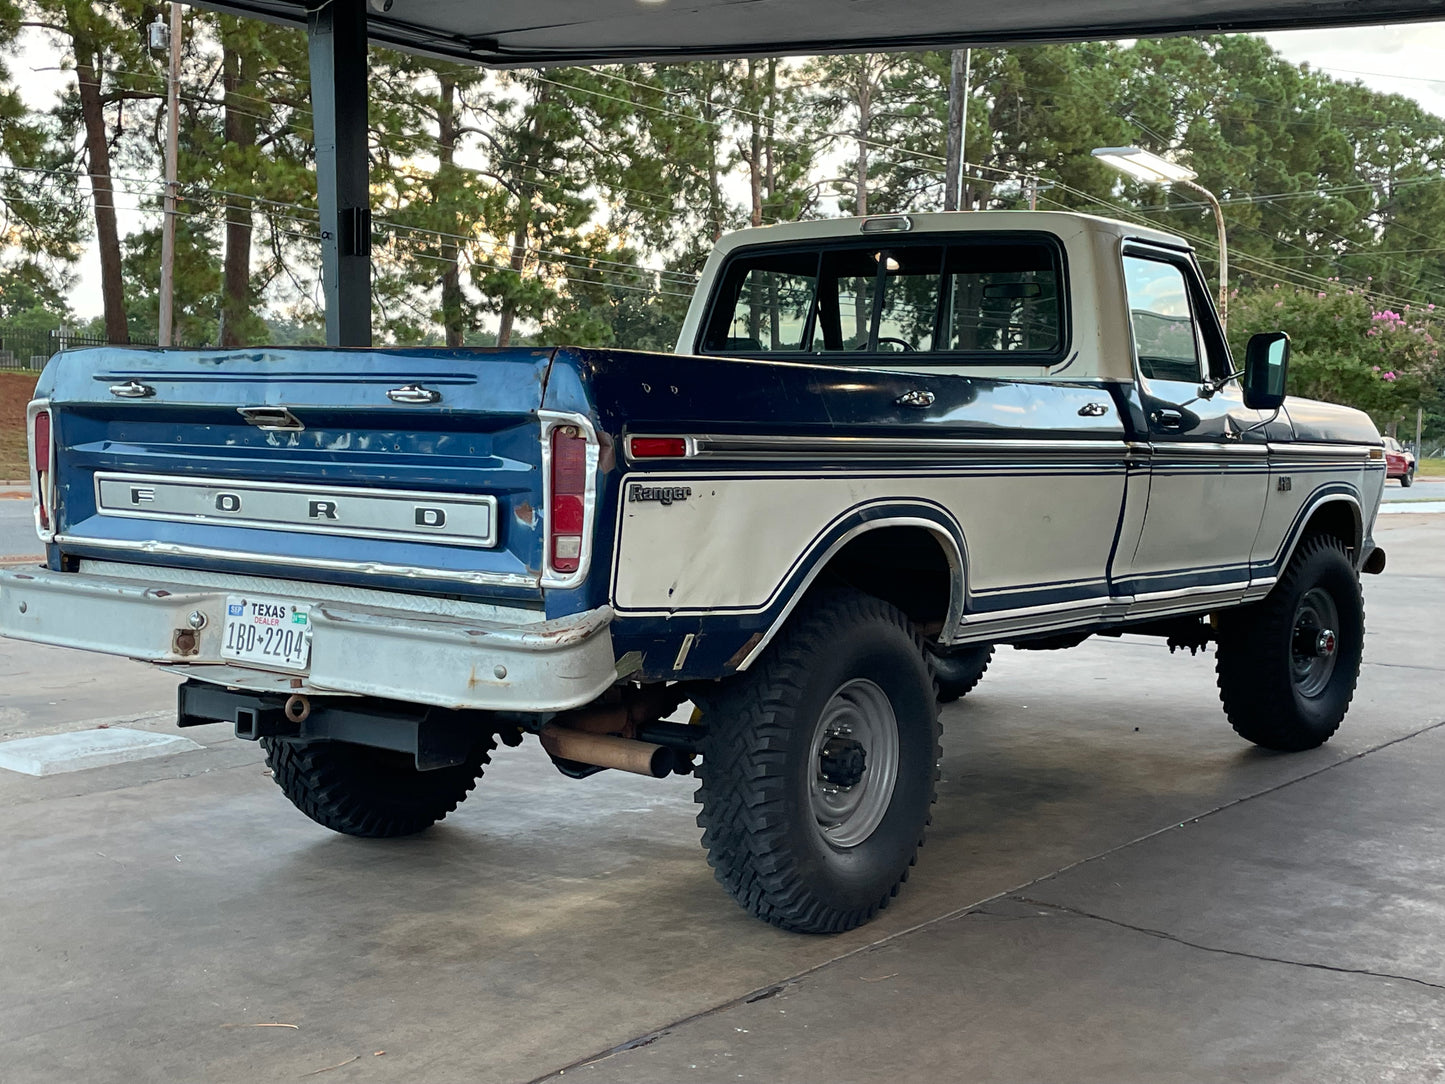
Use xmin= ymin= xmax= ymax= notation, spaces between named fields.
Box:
xmin=94 ymin=473 xmax=498 ymax=548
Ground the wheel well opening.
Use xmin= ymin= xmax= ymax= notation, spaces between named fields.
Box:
xmin=1301 ymin=500 xmax=1361 ymax=557
xmin=815 ymin=526 xmax=955 ymax=635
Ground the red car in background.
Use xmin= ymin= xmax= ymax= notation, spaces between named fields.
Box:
xmin=1384 ymin=436 xmax=1417 ymax=487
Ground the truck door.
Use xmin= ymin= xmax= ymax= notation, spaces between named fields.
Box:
xmin=1116 ymin=245 xmax=1270 ymax=600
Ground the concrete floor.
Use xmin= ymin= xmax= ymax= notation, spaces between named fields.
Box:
xmin=0 ymin=512 xmax=1442 ymax=1083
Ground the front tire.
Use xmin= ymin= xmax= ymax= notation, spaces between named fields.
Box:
xmin=694 ymin=589 xmax=940 ymax=934
xmin=262 ymin=736 xmax=494 ymax=837
xmin=1215 ymin=534 xmax=1363 ymax=751
xmin=1401 ymin=468 xmax=1414 ymax=488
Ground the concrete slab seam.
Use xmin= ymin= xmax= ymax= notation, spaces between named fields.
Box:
xmin=996 ymin=897 xmax=1445 ymax=994
xmin=524 ymin=715 xmax=1445 ymax=1084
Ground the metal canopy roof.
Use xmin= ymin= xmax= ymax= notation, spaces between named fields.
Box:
xmin=198 ymin=0 xmax=1445 ymax=67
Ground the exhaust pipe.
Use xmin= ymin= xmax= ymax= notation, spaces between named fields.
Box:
xmin=539 ymin=724 xmax=676 ymax=778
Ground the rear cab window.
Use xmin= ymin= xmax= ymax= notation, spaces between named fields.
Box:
xmin=699 ymin=232 xmax=1067 ymax=364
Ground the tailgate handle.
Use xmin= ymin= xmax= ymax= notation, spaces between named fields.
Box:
xmin=238 ymin=406 xmax=306 ymax=431
xmin=109 ymin=380 xmax=156 ymax=399
xmin=387 ymin=384 xmax=442 ymax=404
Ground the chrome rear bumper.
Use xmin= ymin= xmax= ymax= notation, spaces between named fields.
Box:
xmin=0 ymin=565 xmax=617 ymax=712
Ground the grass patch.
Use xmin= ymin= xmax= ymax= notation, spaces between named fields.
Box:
xmin=1419 ymin=457 xmax=1445 ymax=478
xmin=1 ymin=372 xmax=39 ymax=483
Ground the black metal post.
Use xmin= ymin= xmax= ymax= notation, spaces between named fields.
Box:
xmin=308 ymin=0 xmax=371 ymax=347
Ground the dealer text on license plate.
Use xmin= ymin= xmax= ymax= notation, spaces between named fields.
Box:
xmin=221 ymin=595 xmax=312 ymax=670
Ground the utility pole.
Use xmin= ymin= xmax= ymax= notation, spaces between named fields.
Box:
xmin=156 ymin=4 xmax=181 ymax=347
xmin=944 ymin=49 xmax=971 ymax=211
xmin=1416 ymin=407 xmax=1424 ymax=459
xmin=1028 ymin=175 xmax=1038 ymax=211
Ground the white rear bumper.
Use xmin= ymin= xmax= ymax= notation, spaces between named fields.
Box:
xmin=0 ymin=565 xmax=617 ymax=712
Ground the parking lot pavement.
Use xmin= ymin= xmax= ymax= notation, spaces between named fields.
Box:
xmin=0 ymin=512 xmax=1441 ymax=1084
xmin=0 ymin=500 xmax=39 ymax=560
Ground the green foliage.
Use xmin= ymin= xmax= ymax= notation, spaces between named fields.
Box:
xmin=1228 ymin=282 xmax=1442 ymax=426
xmin=2 ymin=20 xmax=1445 ymax=352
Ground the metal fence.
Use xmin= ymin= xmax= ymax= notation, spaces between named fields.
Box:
xmin=0 ymin=327 xmax=158 ymax=371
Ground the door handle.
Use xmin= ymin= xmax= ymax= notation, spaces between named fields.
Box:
xmin=108 ymin=380 xmax=155 ymax=399
xmin=895 ymin=389 xmax=935 ymax=409
xmin=1077 ymin=402 xmax=1109 ymax=417
xmin=1150 ymin=407 xmax=1187 ymax=429
xmin=387 ymin=384 xmax=442 ymax=404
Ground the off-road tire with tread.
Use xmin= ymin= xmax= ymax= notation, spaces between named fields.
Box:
xmin=262 ymin=736 xmax=495 ymax=837
xmin=693 ymin=589 xmax=941 ymax=934
xmin=1215 ymin=533 xmax=1363 ymax=751
xmin=931 ymin=644 xmax=995 ymax=703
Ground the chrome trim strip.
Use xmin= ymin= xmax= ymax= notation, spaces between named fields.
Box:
xmin=92 ymin=471 xmax=499 ymax=549
xmin=539 ymin=409 xmax=601 ymax=591
xmin=1148 ymin=441 xmax=1268 ymax=457
xmin=623 ymin=433 xmax=1128 ymax=464
xmin=26 ymin=398 xmax=55 ymax=545
xmin=53 ymin=534 xmax=540 ymax=590
xmin=1267 ymin=442 xmax=1373 ymax=461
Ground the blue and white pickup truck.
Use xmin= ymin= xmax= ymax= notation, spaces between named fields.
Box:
xmin=3 ymin=211 xmax=1387 ymax=933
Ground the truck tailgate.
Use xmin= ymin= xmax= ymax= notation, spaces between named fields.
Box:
xmin=38 ymin=346 xmax=555 ymax=602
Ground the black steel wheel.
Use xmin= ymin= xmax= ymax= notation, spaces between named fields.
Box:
xmin=931 ymin=644 xmax=995 ymax=704
xmin=693 ymin=589 xmax=940 ymax=934
xmin=1215 ymin=534 xmax=1364 ymax=751
xmin=261 ymin=736 xmax=494 ymax=837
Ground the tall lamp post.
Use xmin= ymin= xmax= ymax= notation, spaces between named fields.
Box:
xmin=1092 ymin=146 xmax=1227 ymax=329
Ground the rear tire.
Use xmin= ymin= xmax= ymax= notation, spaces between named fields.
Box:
xmin=1215 ymin=534 xmax=1363 ymax=751
xmin=262 ymin=736 xmax=494 ymax=837
xmin=694 ymin=589 xmax=940 ymax=934
xmin=931 ymin=644 xmax=994 ymax=703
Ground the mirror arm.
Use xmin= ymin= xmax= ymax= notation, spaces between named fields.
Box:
xmin=1196 ymin=367 xmax=1245 ymax=401
xmin=1242 ymin=406 xmax=1282 ymax=436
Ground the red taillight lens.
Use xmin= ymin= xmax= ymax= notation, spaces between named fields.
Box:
xmin=33 ymin=410 xmax=50 ymax=473
xmin=32 ymin=409 xmax=51 ymax=531
xmin=630 ymin=436 xmax=686 ymax=459
xmin=549 ymin=426 xmax=588 ymax=574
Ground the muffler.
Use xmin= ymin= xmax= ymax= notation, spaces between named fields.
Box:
xmin=539 ymin=724 xmax=677 ymax=778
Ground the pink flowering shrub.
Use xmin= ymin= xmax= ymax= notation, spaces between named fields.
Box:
xmin=1228 ymin=283 xmax=1441 ymax=424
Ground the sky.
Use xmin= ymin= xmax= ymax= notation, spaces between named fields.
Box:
xmin=8 ymin=20 xmax=1445 ymax=321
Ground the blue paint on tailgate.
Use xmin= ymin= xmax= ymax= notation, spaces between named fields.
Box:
xmin=41 ymin=346 xmax=553 ymax=602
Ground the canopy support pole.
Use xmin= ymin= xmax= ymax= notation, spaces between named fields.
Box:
xmin=308 ymin=0 xmax=372 ymax=347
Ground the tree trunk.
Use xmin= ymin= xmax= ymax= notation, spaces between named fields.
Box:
xmin=746 ymin=61 xmax=763 ymax=229
xmin=853 ymin=64 xmax=871 ymax=343
xmin=219 ymin=36 xmax=259 ymax=348
xmin=705 ymin=68 xmax=724 ymax=242
xmin=75 ymin=50 xmax=128 ymax=344
xmin=436 ymin=72 xmax=463 ymax=347
xmin=496 ymin=80 xmax=549 ymax=348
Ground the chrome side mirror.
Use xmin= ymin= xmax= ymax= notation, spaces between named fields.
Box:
xmin=1243 ymin=331 xmax=1290 ymax=411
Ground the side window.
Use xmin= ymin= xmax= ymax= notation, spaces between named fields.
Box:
xmin=1123 ymin=255 xmax=1203 ymax=385
xmin=945 ymin=243 xmax=1061 ymax=352
xmin=704 ymin=253 xmax=818 ymax=352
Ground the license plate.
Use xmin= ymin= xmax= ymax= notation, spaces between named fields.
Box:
xmin=221 ymin=595 xmax=312 ymax=671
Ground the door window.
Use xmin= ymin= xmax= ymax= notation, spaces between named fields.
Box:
xmin=1123 ymin=256 xmax=1203 ymax=385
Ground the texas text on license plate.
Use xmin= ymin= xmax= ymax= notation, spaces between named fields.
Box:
xmin=221 ymin=595 xmax=312 ymax=671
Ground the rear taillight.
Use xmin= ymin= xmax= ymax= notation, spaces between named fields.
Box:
xmin=549 ymin=425 xmax=588 ymax=574
xmin=30 ymin=407 xmax=52 ymax=533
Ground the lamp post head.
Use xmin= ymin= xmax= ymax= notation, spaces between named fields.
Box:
xmin=1091 ymin=146 xmax=1197 ymax=185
